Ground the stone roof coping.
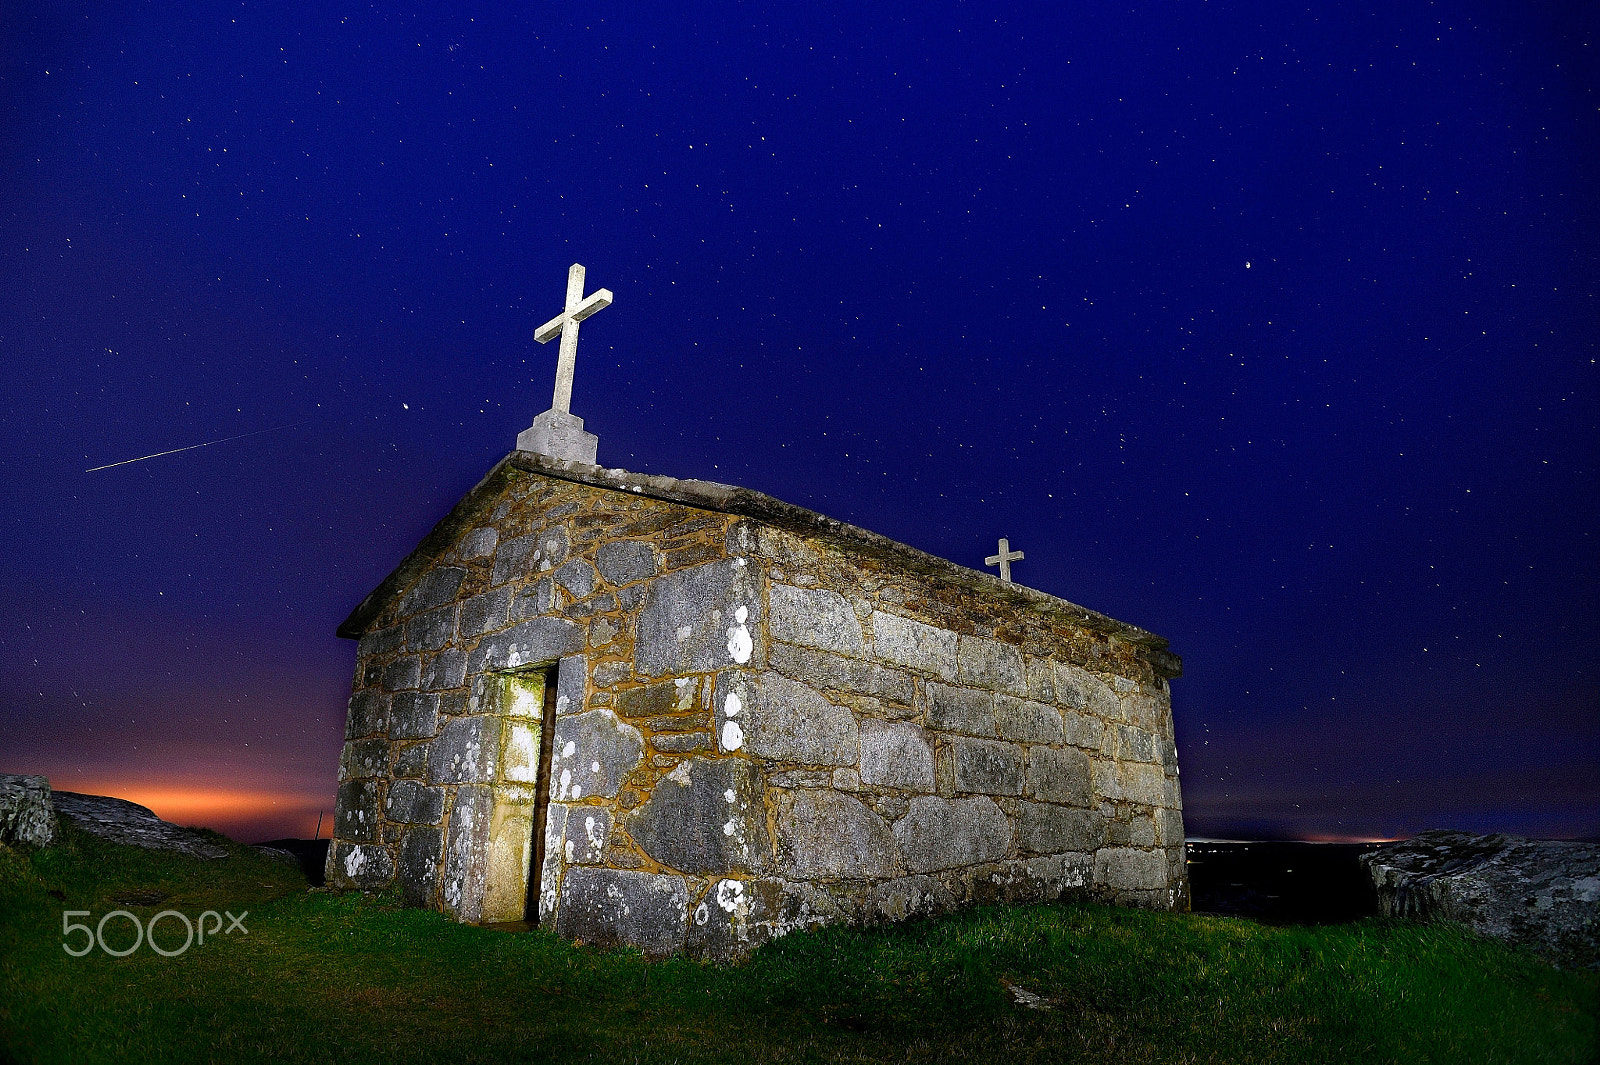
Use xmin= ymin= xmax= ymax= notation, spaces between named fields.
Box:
xmin=338 ymin=450 xmax=1180 ymax=676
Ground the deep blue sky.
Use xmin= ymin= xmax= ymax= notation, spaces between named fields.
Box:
xmin=2 ymin=2 xmax=1594 ymax=842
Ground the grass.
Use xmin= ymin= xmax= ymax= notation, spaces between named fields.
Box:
xmin=2 ymin=823 xmax=1594 ymax=1064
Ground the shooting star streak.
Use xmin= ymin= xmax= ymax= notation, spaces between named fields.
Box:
xmin=86 ymin=423 xmax=302 ymax=472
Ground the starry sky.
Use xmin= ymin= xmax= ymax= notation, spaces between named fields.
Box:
xmin=2 ymin=2 xmax=1595 ymax=844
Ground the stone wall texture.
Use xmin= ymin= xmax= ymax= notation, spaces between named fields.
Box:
xmin=326 ymin=454 xmax=1187 ymax=960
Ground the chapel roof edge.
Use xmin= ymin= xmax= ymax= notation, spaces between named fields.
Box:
xmin=336 ymin=451 xmax=1180 ymax=677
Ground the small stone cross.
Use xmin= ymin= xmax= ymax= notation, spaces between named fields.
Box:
xmin=985 ymin=538 xmax=1024 ymax=582
xmin=534 ymin=263 xmax=613 ymax=415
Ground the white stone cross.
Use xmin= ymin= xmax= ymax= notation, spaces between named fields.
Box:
xmin=985 ymin=538 xmax=1024 ymax=582
xmin=534 ymin=263 xmax=612 ymax=415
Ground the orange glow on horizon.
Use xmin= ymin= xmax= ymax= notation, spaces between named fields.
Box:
xmin=61 ymin=780 xmax=334 ymax=841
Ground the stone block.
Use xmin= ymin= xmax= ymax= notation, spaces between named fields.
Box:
xmin=686 ymin=877 xmax=773 ymax=961
xmin=1115 ymin=724 xmax=1157 ymax=763
xmin=356 ymin=624 xmax=402 ymax=659
xmin=946 ymin=737 xmax=1024 ymax=796
xmin=555 ymin=867 xmax=688 ymax=957
xmin=458 ymin=587 xmax=512 ymax=638
xmin=554 ymin=653 xmax=587 ymax=715
xmin=501 ymin=720 xmax=541 ymax=784
xmin=635 ymin=559 xmax=764 ymax=677
xmin=858 ymin=718 xmax=935 ymax=791
xmin=995 ymin=696 xmax=1064 ymax=745
xmin=511 ymin=578 xmax=558 ymax=619
xmin=393 ymin=742 xmax=430 ymax=779
xmin=923 ymin=683 xmax=994 ymax=737
xmin=519 ymin=408 xmax=597 ymax=463
xmin=616 ymin=582 xmax=648 ymax=611
xmin=1010 ymin=853 xmax=1092 ymax=899
xmin=653 ymin=732 xmax=709 ymax=754
xmin=389 ymin=692 xmax=441 ymax=739
xmin=404 ymin=605 xmax=457 ymax=652
xmin=627 ymin=757 xmax=769 ymax=875
xmin=441 ymin=785 xmax=493 ymax=921
xmin=491 ymin=533 xmax=538 ymax=585
xmin=893 ymin=796 xmax=1011 ymax=874
xmin=648 ymin=714 xmax=705 ymax=733
xmin=870 ymin=612 xmax=958 ymax=680
xmin=420 ymin=649 xmax=467 ymax=692
xmin=501 ymin=673 xmax=546 ymax=720
xmin=554 ymin=558 xmax=597 ymax=599
xmin=1013 ymin=802 xmax=1105 ymax=854
xmin=397 ymin=826 xmax=442 ymax=906
xmin=334 ymin=780 xmax=382 ymax=842
xmin=1023 ymin=657 xmax=1057 ymax=703
xmin=329 ymin=841 xmax=395 ymax=891
xmin=776 ymin=789 xmax=901 ymax=879
xmin=769 ymin=583 xmax=864 ymax=655
xmin=592 ymin=659 xmax=631 ymax=687
xmin=1062 ymin=710 xmax=1107 ymax=752
xmin=688 ymin=876 xmax=857 ymax=959
xmin=398 ymin=567 xmax=466 ymax=617
xmin=870 ymin=875 xmax=957 ymax=924
xmin=1025 ymin=746 xmax=1093 ymax=806
xmin=665 ymin=543 xmax=720 ymax=569
xmin=956 ymin=635 xmax=1026 ymax=695
xmin=0 ymin=774 xmax=56 ymax=847
xmin=382 ymin=656 xmax=422 ymax=692
xmin=771 ymin=643 xmax=915 ymax=705
xmin=713 ymin=670 xmax=858 ymax=766
xmin=615 ymin=679 xmax=697 ymax=719
xmin=385 ymin=779 xmax=445 ymax=825
xmin=483 ymin=795 xmax=537 ymax=922
xmin=536 ymin=806 xmax=565 ymax=921
xmin=564 ymin=591 xmax=615 ymax=618
xmin=1057 ymin=663 xmax=1121 ymax=720
xmin=339 ymin=738 xmax=390 ymax=780
xmin=553 ymin=803 xmax=611 ymax=864
xmin=687 ymin=876 xmax=852 ymax=962
xmin=589 ymin=618 xmax=618 ymax=647
xmin=498 ymin=526 xmax=572 ymax=584
xmin=536 ymin=526 xmax=571 ymax=568
xmin=466 ymin=617 xmax=586 ymax=674
xmin=459 ymin=527 xmax=498 ymax=560
xmin=428 ymin=716 xmax=500 ymax=785
xmin=550 ymin=709 xmax=644 ymax=800
xmin=1096 ymin=761 xmax=1166 ymax=807
xmin=1122 ymin=687 xmax=1170 ymax=732
xmin=596 ymin=539 xmax=659 ymax=585
xmin=1094 ymin=847 xmax=1168 ymax=892
xmin=1156 ymin=806 xmax=1186 ymax=848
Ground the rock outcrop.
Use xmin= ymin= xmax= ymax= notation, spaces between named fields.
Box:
xmin=1361 ymin=830 xmax=1599 ymax=969
xmin=0 ymin=774 xmax=58 ymax=846
xmin=51 ymin=791 xmax=228 ymax=860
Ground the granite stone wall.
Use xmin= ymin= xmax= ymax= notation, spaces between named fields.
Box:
xmin=328 ymin=458 xmax=1186 ymax=960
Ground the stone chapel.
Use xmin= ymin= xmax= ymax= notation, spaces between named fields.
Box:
xmin=326 ymin=265 xmax=1188 ymax=960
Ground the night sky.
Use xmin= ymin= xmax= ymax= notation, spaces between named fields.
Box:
xmin=2 ymin=3 xmax=1594 ymax=844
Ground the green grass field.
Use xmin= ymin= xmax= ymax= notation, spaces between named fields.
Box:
xmin=2 ymin=823 xmax=1594 ymax=1064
